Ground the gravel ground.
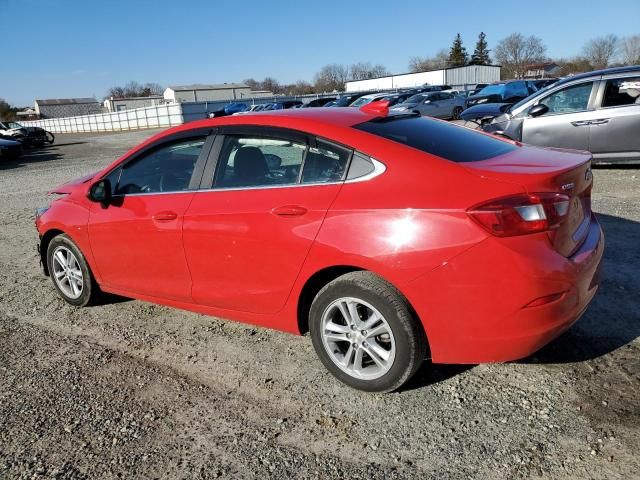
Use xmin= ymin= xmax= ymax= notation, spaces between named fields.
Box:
xmin=0 ymin=129 xmax=638 ymax=479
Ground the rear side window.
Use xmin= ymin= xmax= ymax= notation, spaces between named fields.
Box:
xmin=301 ymin=140 xmax=350 ymax=184
xmin=353 ymin=116 xmax=516 ymax=163
xmin=602 ymin=77 xmax=640 ymax=107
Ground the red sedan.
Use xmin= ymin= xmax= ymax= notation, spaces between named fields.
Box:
xmin=36 ymin=103 xmax=604 ymax=392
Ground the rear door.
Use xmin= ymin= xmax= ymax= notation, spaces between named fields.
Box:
xmin=182 ymin=127 xmax=351 ymax=314
xmin=589 ymin=74 xmax=640 ymax=163
xmin=521 ymin=80 xmax=599 ymax=151
xmin=88 ymin=132 xmax=213 ymax=300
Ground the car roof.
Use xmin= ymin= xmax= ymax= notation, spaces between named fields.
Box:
xmin=554 ymin=65 xmax=640 ymax=87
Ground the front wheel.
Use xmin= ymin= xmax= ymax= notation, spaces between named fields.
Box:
xmin=451 ymin=106 xmax=463 ymax=120
xmin=46 ymin=234 xmax=99 ymax=307
xmin=309 ymin=272 xmax=427 ymax=392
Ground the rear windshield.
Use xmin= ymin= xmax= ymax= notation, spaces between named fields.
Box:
xmin=353 ymin=116 xmax=517 ymax=163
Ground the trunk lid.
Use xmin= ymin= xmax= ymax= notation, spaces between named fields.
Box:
xmin=464 ymin=145 xmax=593 ymax=257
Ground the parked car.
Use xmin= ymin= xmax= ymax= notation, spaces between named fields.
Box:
xmin=407 ymin=85 xmax=453 ymax=94
xmin=532 ymin=78 xmax=559 ymax=90
xmin=466 ymin=83 xmax=489 ymax=97
xmin=390 ymin=91 xmax=467 ymax=119
xmin=464 ymin=66 xmax=640 ymax=164
xmin=465 ymin=80 xmax=538 ymax=108
xmin=303 ymin=97 xmax=337 ymax=108
xmin=0 ymin=137 xmax=23 ymax=159
xmin=0 ymin=120 xmax=53 ymax=147
xmin=35 ymin=105 xmax=603 ymax=392
xmin=263 ymin=100 xmax=303 ymax=110
xmin=349 ymin=92 xmax=413 ymax=108
xmin=324 ymin=92 xmax=375 ymax=107
xmin=208 ymin=102 xmax=249 ymax=118
xmin=233 ymin=104 xmax=268 ymax=115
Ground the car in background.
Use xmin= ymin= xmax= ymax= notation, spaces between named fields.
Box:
xmin=0 ymin=120 xmax=53 ymax=147
xmin=35 ymin=105 xmax=603 ymax=392
xmin=232 ymin=104 xmax=268 ymax=115
xmin=466 ymin=66 xmax=640 ymax=164
xmin=209 ymin=102 xmax=249 ymax=118
xmin=263 ymin=100 xmax=303 ymax=110
xmin=465 ymin=80 xmax=538 ymax=108
xmin=407 ymin=85 xmax=453 ymax=94
xmin=532 ymin=78 xmax=559 ymax=90
xmin=390 ymin=91 xmax=467 ymax=119
xmin=303 ymin=97 xmax=337 ymax=108
xmin=0 ymin=137 xmax=23 ymax=159
xmin=349 ymin=92 xmax=414 ymax=108
xmin=324 ymin=92 xmax=375 ymax=107
xmin=466 ymin=83 xmax=489 ymax=97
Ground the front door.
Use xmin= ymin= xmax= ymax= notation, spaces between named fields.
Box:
xmin=88 ymin=135 xmax=210 ymax=301
xmin=522 ymin=80 xmax=597 ymax=151
xmin=183 ymin=129 xmax=351 ymax=314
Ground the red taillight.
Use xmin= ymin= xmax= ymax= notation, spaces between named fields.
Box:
xmin=468 ymin=193 xmax=570 ymax=237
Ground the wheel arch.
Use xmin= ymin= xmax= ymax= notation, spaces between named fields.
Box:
xmin=39 ymin=228 xmax=65 ymax=276
xmin=296 ymin=266 xmax=430 ymax=356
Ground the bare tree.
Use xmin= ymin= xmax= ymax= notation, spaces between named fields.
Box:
xmin=349 ymin=62 xmax=389 ymax=80
xmin=107 ymin=81 xmax=163 ymax=99
xmin=409 ymin=49 xmax=449 ymax=72
xmin=313 ymin=64 xmax=349 ymax=92
xmin=620 ymin=35 xmax=640 ymax=65
xmin=554 ymin=57 xmax=595 ymax=76
xmin=0 ymin=98 xmax=18 ymax=121
xmin=583 ymin=35 xmax=618 ymax=69
xmin=494 ymin=33 xmax=547 ymax=78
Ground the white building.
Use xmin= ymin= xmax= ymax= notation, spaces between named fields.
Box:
xmin=345 ymin=65 xmax=502 ymax=92
xmin=164 ymin=83 xmax=253 ymax=103
xmin=103 ymin=96 xmax=164 ymax=112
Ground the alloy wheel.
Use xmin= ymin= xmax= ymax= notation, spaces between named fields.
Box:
xmin=51 ymin=246 xmax=84 ymax=299
xmin=320 ymin=297 xmax=396 ymax=380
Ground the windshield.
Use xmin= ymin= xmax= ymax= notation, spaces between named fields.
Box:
xmin=476 ymin=84 xmax=505 ymax=96
xmin=509 ymin=86 xmax=548 ymax=111
xmin=7 ymin=122 xmax=23 ymax=129
xmin=350 ymin=97 xmax=372 ymax=107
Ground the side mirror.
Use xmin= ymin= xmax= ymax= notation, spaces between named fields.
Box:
xmin=528 ymin=104 xmax=549 ymax=117
xmin=88 ymin=179 xmax=112 ymax=206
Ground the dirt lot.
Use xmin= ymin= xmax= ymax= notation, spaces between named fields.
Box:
xmin=0 ymin=130 xmax=638 ymax=479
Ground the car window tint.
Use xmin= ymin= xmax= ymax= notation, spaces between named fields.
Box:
xmin=301 ymin=140 xmax=350 ymax=184
xmin=540 ymin=82 xmax=594 ymax=114
xmin=215 ymin=135 xmax=307 ymax=188
xmin=115 ymin=137 xmax=205 ymax=195
xmin=354 ymin=116 xmax=516 ymax=163
xmin=602 ymin=77 xmax=640 ymax=107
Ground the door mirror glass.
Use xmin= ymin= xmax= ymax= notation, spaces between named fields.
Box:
xmin=88 ymin=179 xmax=112 ymax=204
xmin=529 ymin=104 xmax=549 ymax=117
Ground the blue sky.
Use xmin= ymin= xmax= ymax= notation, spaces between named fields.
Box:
xmin=1 ymin=0 xmax=638 ymax=106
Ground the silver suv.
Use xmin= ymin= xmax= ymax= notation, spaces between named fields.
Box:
xmin=474 ymin=66 xmax=640 ymax=164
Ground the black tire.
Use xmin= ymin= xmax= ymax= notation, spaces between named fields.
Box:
xmin=46 ymin=234 xmax=99 ymax=307
xmin=451 ymin=106 xmax=463 ymax=120
xmin=309 ymin=271 xmax=427 ymax=393
xmin=45 ymin=131 xmax=55 ymax=144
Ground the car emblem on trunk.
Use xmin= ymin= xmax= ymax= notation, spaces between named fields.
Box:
xmin=585 ymin=167 xmax=593 ymax=181
xmin=561 ymin=183 xmax=575 ymax=191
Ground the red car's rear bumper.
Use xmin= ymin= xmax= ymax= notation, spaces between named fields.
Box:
xmin=403 ymin=214 xmax=604 ymax=364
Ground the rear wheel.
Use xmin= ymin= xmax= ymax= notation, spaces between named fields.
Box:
xmin=46 ymin=234 xmax=98 ymax=307
xmin=309 ymin=271 xmax=427 ymax=392
xmin=452 ymin=106 xmax=463 ymax=120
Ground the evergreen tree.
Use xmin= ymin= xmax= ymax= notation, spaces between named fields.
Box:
xmin=448 ymin=33 xmax=468 ymax=67
xmin=470 ymin=32 xmax=491 ymax=65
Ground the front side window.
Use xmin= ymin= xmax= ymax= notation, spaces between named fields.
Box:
xmin=215 ymin=136 xmax=307 ymax=188
xmin=115 ymin=137 xmax=205 ymax=195
xmin=602 ymin=77 xmax=640 ymax=107
xmin=539 ymin=82 xmax=594 ymax=115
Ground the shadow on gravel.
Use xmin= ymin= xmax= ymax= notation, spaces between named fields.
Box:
xmin=91 ymin=292 xmax=132 ymax=306
xmin=0 ymin=147 xmax=64 ymax=170
xmin=523 ymin=212 xmax=640 ymax=364
xmin=400 ymin=363 xmax=475 ymax=392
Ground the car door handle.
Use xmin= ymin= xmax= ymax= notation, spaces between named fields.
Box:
xmin=272 ymin=205 xmax=308 ymax=217
xmin=590 ymin=118 xmax=610 ymax=125
xmin=571 ymin=120 xmax=592 ymax=127
xmin=152 ymin=211 xmax=178 ymax=221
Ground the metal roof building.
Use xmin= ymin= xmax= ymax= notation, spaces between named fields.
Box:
xmin=164 ymin=83 xmax=253 ymax=102
xmin=345 ymin=65 xmax=502 ymax=92
xmin=34 ymin=98 xmax=102 ymax=119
